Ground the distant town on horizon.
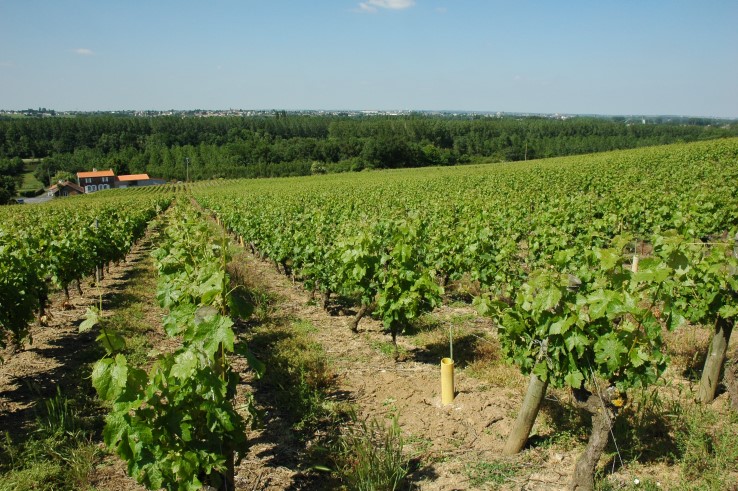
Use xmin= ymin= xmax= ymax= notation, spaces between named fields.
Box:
xmin=2 ymin=107 xmax=737 ymax=123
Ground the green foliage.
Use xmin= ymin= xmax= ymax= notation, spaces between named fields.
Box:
xmin=477 ymin=237 xmax=672 ymax=392
xmin=653 ymin=231 xmax=738 ymax=328
xmin=335 ymin=413 xmax=408 ymax=491
xmin=338 ymin=218 xmax=443 ymax=338
xmin=91 ymin=202 xmax=258 ymax=490
xmin=0 ymin=175 xmax=17 ymax=203
xmin=0 ymin=192 xmax=169 ymax=350
xmin=2 ymin=113 xmax=737 ymax=179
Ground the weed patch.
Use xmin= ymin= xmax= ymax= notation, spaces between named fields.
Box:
xmin=333 ymin=412 xmax=408 ymax=491
xmin=0 ymin=390 xmax=100 ymax=491
xmin=465 ymin=459 xmax=523 ymax=488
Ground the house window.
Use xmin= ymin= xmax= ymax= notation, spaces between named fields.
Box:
xmin=85 ymin=184 xmax=97 ymax=193
xmin=102 ymin=177 xmax=109 ymax=183
xmin=85 ymin=178 xmax=92 ymax=184
xmin=99 ymin=184 xmax=110 ymax=190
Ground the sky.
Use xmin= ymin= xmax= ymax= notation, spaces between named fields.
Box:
xmin=1 ymin=0 xmax=737 ymax=117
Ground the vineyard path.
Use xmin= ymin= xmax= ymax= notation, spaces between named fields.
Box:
xmin=233 ymin=241 xmax=579 ymax=491
xmin=0 ymin=222 xmax=172 ymax=491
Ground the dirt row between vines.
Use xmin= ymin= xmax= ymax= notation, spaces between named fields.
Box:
xmin=0 ymin=224 xmax=170 ymax=490
xmin=231 ymin=245 xmax=580 ymax=491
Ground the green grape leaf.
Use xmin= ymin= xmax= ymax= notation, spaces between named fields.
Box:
xmin=96 ymin=328 xmax=126 ymax=355
xmin=79 ymin=306 xmax=101 ymax=333
xmin=92 ymin=354 xmax=128 ymax=402
xmin=564 ymin=370 xmax=585 ymax=389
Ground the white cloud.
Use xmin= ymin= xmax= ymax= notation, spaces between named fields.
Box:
xmin=357 ymin=0 xmax=415 ymax=13
xmin=73 ymin=48 xmax=94 ymax=56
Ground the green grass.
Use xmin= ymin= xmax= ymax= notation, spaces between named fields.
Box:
xmin=370 ymin=338 xmax=408 ymax=359
xmin=18 ymin=162 xmax=44 ymax=194
xmin=334 ymin=413 xmax=409 ymax=491
xmin=465 ymin=459 xmax=527 ymax=489
xmin=0 ymin=390 xmax=100 ymax=491
xmin=673 ymin=402 xmax=738 ymax=490
xmin=100 ymin=261 xmax=160 ymax=368
xmin=248 ymin=316 xmax=339 ymax=433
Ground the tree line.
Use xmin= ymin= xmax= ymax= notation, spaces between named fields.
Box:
xmin=0 ymin=156 xmax=25 ymax=204
xmin=0 ymin=113 xmax=736 ymax=184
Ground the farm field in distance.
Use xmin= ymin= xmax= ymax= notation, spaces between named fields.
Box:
xmin=1 ymin=138 xmax=738 ymax=490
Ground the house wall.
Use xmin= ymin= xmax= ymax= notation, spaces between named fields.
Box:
xmin=80 ymin=176 xmax=114 ymax=192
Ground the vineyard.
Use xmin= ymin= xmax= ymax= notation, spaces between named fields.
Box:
xmin=1 ymin=139 xmax=738 ymax=490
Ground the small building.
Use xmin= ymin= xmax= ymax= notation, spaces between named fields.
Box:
xmin=115 ymin=174 xmax=151 ymax=188
xmin=77 ymin=169 xmax=115 ymax=193
xmin=48 ymin=180 xmax=85 ymax=197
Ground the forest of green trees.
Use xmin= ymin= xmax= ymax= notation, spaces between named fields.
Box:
xmin=1 ymin=113 xmax=737 ymax=188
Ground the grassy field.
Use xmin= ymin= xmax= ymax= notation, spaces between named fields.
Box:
xmin=17 ymin=160 xmax=44 ymax=195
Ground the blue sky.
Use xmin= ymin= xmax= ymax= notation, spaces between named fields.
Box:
xmin=1 ymin=0 xmax=736 ymax=117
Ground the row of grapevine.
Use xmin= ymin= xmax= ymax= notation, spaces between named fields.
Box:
xmin=190 ymin=138 xmax=738 ymax=488
xmin=193 ymin=138 xmax=737 ymax=327
xmin=90 ymin=200 xmax=260 ymax=491
xmin=0 ymin=190 xmax=172 ymax=352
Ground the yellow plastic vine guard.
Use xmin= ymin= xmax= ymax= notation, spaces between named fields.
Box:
xmin=441 ymin=357 xmax=455 ymax=404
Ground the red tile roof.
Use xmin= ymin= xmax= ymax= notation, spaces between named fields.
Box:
xmin=49 ymin=181 xmax=84 ymax=194
xmin=117 ymin=173 xmax=150 ymax=181
xmin=63 ymin=181 xmax=85 ymax=193
xmin=77 ymin=169 xmax=115 ymax=178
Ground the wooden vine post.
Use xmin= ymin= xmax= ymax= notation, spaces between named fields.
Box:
xmin=696 ymin=233 xmax=737 ymax=404
xmin=503 ymin=373 xmax=549 ymax=455
xmin=698 ymin=316 xmax=734 ymax=403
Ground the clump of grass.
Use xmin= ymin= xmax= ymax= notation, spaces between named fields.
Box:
xmin=465 ymin=336 xmax=527 ymax=390
xmin=246 ymin=286 xmax=279 ymax=323
xmin=607 ymin=386 xmax=681 ymax=466
xmin=465 ymin=459 xmax=522 ymax=488
xmin=36 ymin=387 xmax=82 ymax=437
xmin=0 ymin=389 xmax=99 ymax=491
xmin=445 ymin=273 xmax=482 ymax=302
xmin=406 ymin=313 xmax=442 ymax=334
xmin=227 ymin=252 xmax=279 ymax=323
xmin=663 ymin=324 xmax=711 ymax=380
xmin=252 ymin=318 xmax=337 ymax=432
xmin=596 ymin=394 xmax=738 ymax=490
xmin=596 ymin=476 xmax=664 ymax=491
xmin=674 ymin=402 xmax=738 ymax=490
xmin=335 ymin=412 xmax=408 ymax=491
xmin=371 ymin=338 xmax=409 ymax=359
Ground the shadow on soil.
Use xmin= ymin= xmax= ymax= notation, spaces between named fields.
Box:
xmin=409 ymin=333 xmax=484 ymax=368
xmin=0 ymin=247 xmax=154 ymax=448
xmin=240 ymin=323 xmax=349 ymax=489
xmin=525 ymin=389 xmax=682 ymax=472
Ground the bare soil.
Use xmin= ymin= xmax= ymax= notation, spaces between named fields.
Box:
xmin=229 ymin=243 xmax=738 ymax=491
xmin=229 ymin=248 xmax=580 ymax=491
xmin=0 ymin=231 xmax=165 ymax=491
